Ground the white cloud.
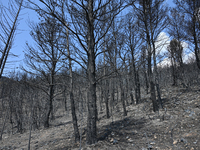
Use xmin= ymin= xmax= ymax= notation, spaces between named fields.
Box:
xmin=155 ymin=32 xmax=195 ymax=67
xmin=183 ymin=52 xmax=195 ymax=63
xmin=157 ymin=57 xmax=171 ymax=68
xmin=155 ymin=32 xmax=170 ymax=56
xmin=182 ymin=41 xmax=188 ymax=49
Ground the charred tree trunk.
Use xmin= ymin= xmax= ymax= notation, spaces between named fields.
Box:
xmin=120 ymin=79 xmax=127 ymax=116
xmin=44 ymin=87 xmax=53 ymax=128
xmin=131 ymin=51 xmax=141 ymax=104
xmin=193 ymin=17 xmax=200 ymax=70
xmin=148 ymin=47 xmax=158 ymax=112
xmin=152 ymin=42 xmax=163 ymax=109
xmin=66 ymin=24 xmax=80 ymax=142
xmin=104 ymin=85 xmax=110 ymax=119
xmin=86 ymin=0 xmax=97 ymax=144
xmin=44 ymin=39 xmax=56 ymax=128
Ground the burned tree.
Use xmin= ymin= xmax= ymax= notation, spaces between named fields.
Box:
xmin=23 ymin=16 xmax=65 ymax=128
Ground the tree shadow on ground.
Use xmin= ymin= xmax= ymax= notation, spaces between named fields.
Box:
xmin=98 ymin=117 xmax=148 ymax=142
xmin=54 ymin=121 xmax=72 ymax=127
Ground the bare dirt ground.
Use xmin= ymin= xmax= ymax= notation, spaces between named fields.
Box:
xmin=0 ymin=85 xmax=200 ymax=150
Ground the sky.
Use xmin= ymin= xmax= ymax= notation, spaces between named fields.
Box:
xmin=1 ymin=0 xmax=39 ymax=76
xmin=1 ymin=0 xmax=178 ymax=76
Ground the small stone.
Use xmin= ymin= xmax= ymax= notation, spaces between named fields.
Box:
xmin=193 ymin=140 xmax=198 ymax=144
xmin=154 ymin=135 xmax=157 ymax=139
xmin=113 ymin=139 xmax=118 ymax=144
xmin=181 ymin=138 xmax=187 ymax=144
xmin=128 ymin=138 xmax=134 ymax=142
xmin=183 ymin=132 xmax=197 ymax=137
xmin=173 ymin=139 xmax=178 ymax=145
xmin=150 ymin=141 xmax=155 ymax=145
xmin=148 ymin=144 xmax=153 ymax=149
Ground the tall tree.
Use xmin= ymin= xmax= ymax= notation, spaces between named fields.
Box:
xmin=27 ymin=0 xmax=125 ymax=144
xmin=167 ymin=39 xmax=184 ymax=86
xmin=125 ymin=14 xmax=142 ymax=105
xmin=65 ymin=23 xmax=80 ymax=142
xmin=23 ymin=16 xmax=65 ymax=128
xmin=174 ymin=0 xmax=200 ymax=69
xmin=132 ymin=0 xmax=168 ymax=111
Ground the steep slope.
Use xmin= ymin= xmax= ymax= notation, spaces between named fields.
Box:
xmin=0 ymin=86 xmax=200 ymax=150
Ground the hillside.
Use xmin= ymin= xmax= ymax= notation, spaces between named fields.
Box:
xmin=0 ymin=85 xmax=200 ymax=150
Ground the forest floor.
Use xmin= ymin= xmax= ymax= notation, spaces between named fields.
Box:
xmin=0 ymin=85 xmax=200 ymax=150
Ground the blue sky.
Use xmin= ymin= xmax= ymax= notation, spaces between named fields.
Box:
xmin=1 ymin=0 xmax=175 ymax=76
xmin=1 ymin=0 xmax=39 ymax=76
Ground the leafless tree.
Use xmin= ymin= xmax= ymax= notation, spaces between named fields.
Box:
xmin=124 ymin=14 xmax=142 ymax=104
xmin=174 ymin=0 xmax=200 ymax=70
xmin=0 ymin=0 xmax=23 ymax=78
xmin=167 ymin=39 xmax=184 ymax=86
xmin=65 ymin=23 xmax=80 ymax=142
xmin=23 ymin=16 xmax=65 ymax=128
xmin=132 ymin=0 xmax=168 ymax=111
xmin=26 ymin=0 xmax=125 ymax=144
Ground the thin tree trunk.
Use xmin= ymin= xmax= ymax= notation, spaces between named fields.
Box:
xmin=99 ymin=85 xmax=103 ymax=112
xmin=0 ymin=0 xmax=23 ymax=78
xmin=120 ymin=80 xmax=127 ymax=116
xmin=142 ymin=0 xmax=159 ymax=112
xmin=131 ymin=52 xmax=141 ymax=104
xmin=0 ymin=110 xmax=8 ymax=140
xmin=130 ymin=91 xmax=134 ymax=104
xmin=152 ymin=42 xmax=163 ymax=109
xmin=28 ymin=97 xmax=34 ymax=150
xmin=66 ymin=23 xmax=80 ymax=142
xmin=144 ymin=69 xmax=149 ymax=94
xmin=103 ymin=29 xmax=110 ymax=119
xmin=193 ymin=20 xmax=200 ymax=70
xmin=104 ymin=87 xmax=110 ymax=119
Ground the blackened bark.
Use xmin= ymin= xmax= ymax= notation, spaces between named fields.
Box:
xmin=144 ymin=69 xmax=149 ymax=94
xmin=131 ymin=53 xmax=141 ymax=104
xmin=150 ymin=80 xmax=158 ymax=112
xmin=130 ymin=91 xmax=134 ymax=104
xmin=148 ymin=48 xmax=158 ymax=112
xmin=44 ymin=22 xmax=57 ymax=128
xmin=103 ymin=36 xmax=109 ymax=119
xmin=44 ymin=91 xmax=53 ymax=128
xmin=63 ymin=92 xmax=67 ymax=111
xmin=0 ymin=110 xmax=8 ymax=140
xmin=152 ymin=43 xmax=163 ymax=109
xmin=193 ymin=23 xmax=200 ymax=70
xmin=136 ymin=71 xmax=141 ymax=104
xmin=70 ymin=92 xmax=80 ymax=142
xmin=120 ymin=80 xmax=127 ymax=116
xmin=104 ymin=88 xmax=110 ymax=118
xmin=86 ymin=0 xmax=97 ymax=144
xmin=66 ymin=23 xmax=80 ymax=142
xmin=172 ymin=61 xmax=177 ymax=86
xmin=99 ymin=86 xmax=103 ymax=112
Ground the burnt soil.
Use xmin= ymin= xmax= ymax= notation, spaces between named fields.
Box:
xmin=0 ymin=85 xmax=200 ymax=150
